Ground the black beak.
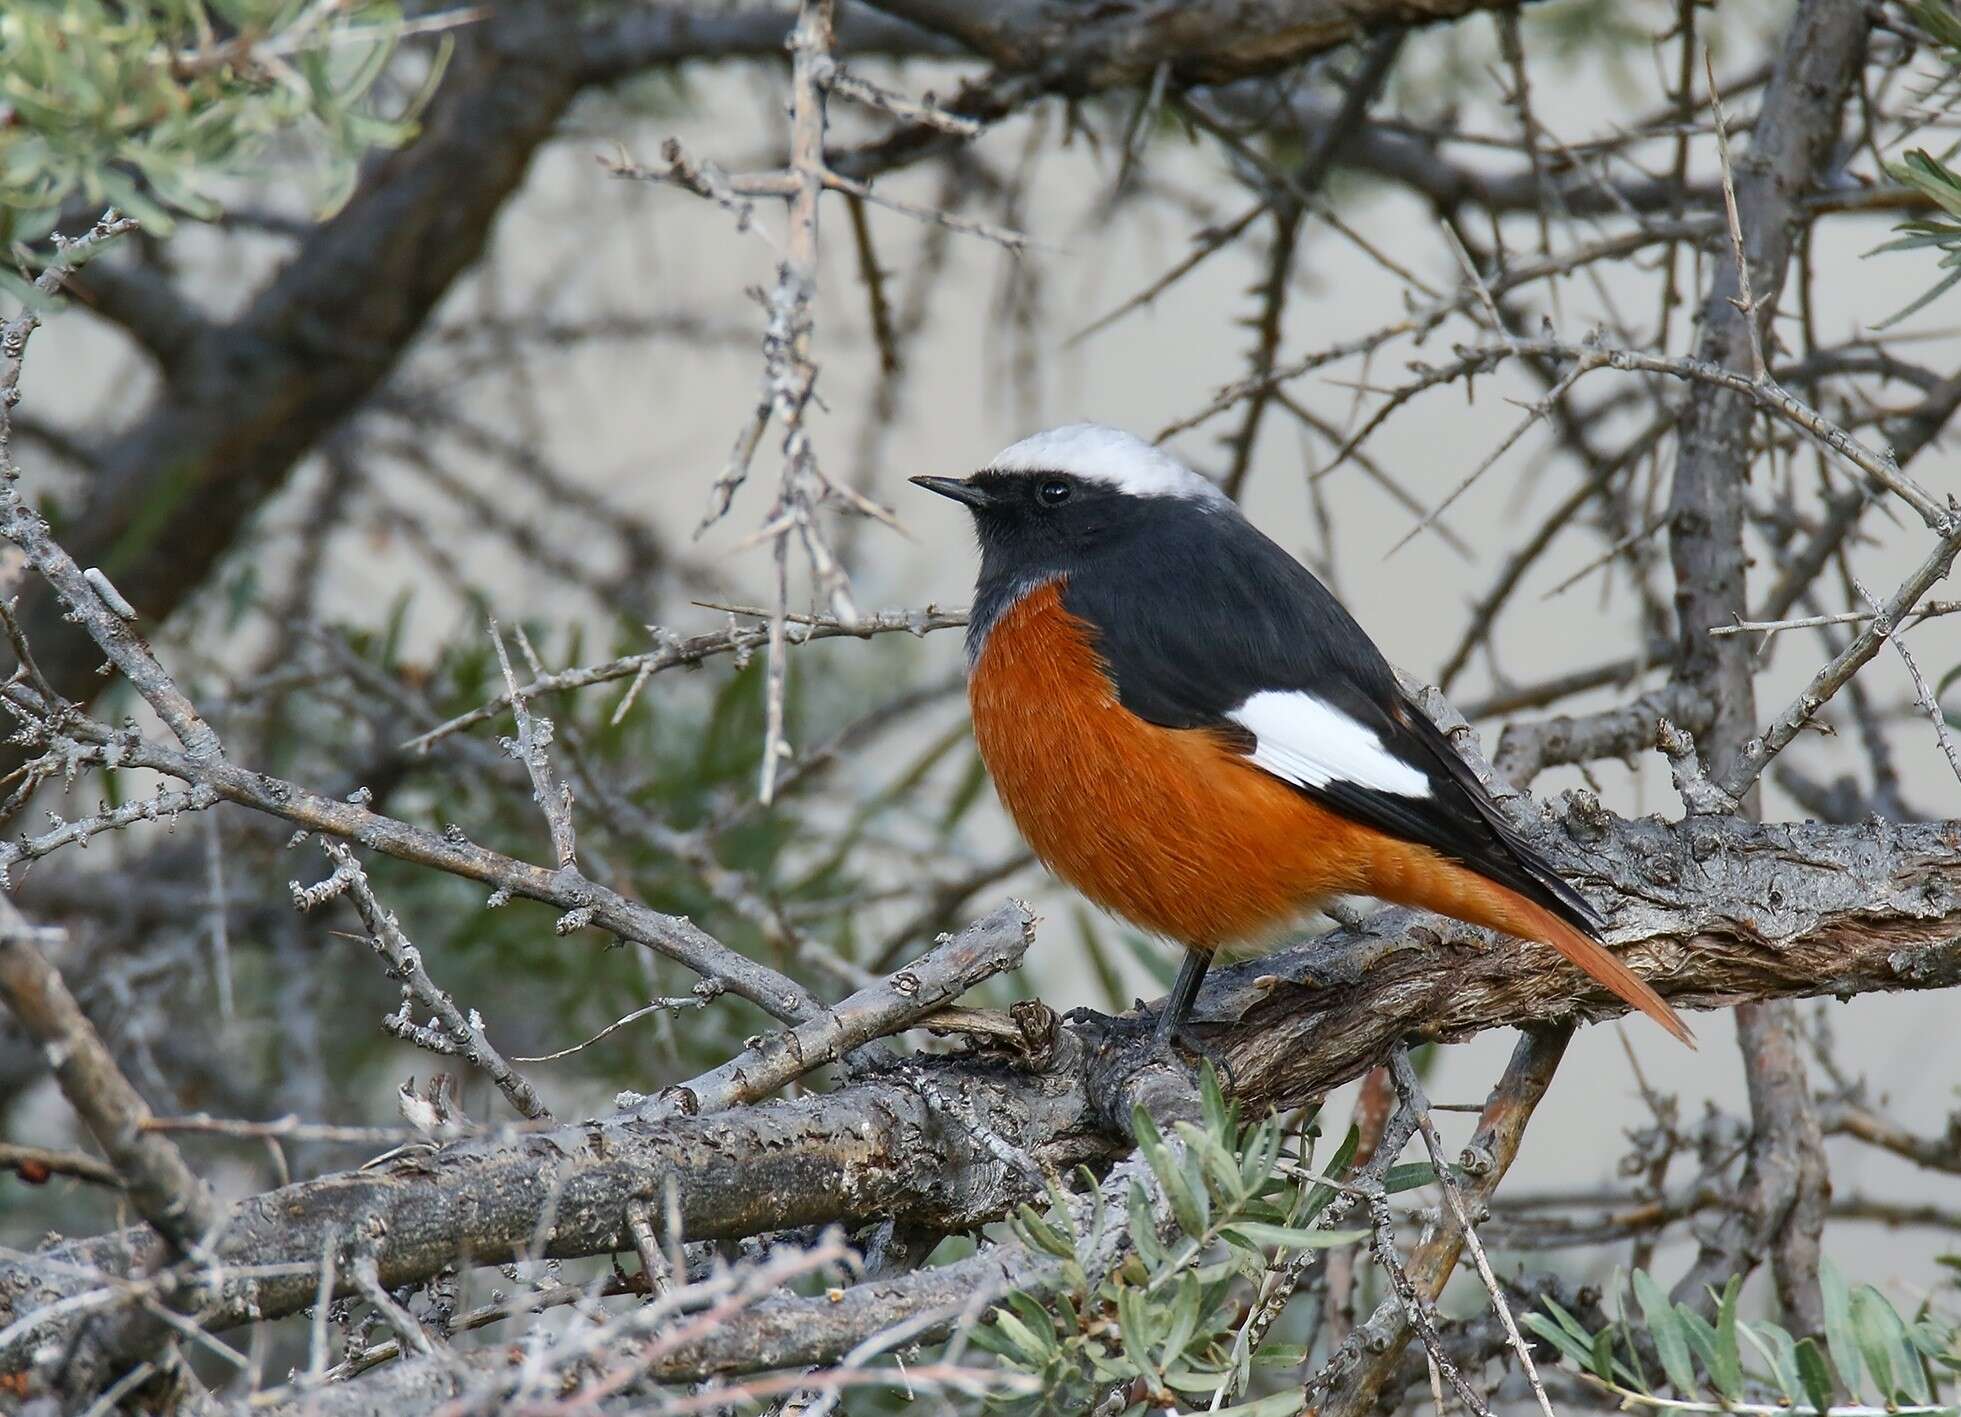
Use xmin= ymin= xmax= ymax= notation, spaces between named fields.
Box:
xmin=910 ymin=475 xmax=992 ymax=509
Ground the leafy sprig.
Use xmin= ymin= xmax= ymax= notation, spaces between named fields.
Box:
xmin=1528 ymin=1258 xmax=1959 ymax=1415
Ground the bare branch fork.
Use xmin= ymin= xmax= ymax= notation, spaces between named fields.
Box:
xmin=1386 ymin=1046 xmax=1558 ymax=1417
xmin=402 ymin=605 xmax=966 ymax=753
xmin=292 ymin=839 xmax=551 ymax=1121
xmin=605 ymin=0 xmax=1019 ymax=804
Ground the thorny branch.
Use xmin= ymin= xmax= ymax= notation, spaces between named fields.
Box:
xmin=293 ymin=839 xmax=551 ymax=1121
xmin=4 ymin=1 xmax=1961 ymax=1412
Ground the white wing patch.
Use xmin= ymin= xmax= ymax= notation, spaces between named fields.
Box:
xmin=1230 ymin=690 xmax=1432 ymax=799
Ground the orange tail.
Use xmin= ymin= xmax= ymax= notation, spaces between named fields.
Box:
xmin=1366 ymin=849 xmax=1695 ymax=1047
xmin=1491 ymin=890 xmax=1695 ymax=1047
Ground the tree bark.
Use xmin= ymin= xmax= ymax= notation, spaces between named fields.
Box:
xmin=5 ymin=808 xmax=1956 ymax=1371
xmin=1663 ymin=0 xmax=1867 ymax=1337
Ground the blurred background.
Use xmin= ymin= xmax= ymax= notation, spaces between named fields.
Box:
xmin=3 ymin=0 xmax=1959 ymax=1394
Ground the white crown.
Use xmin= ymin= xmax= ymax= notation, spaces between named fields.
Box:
xmin=985 ymin=423 xmax=1229 ymax=505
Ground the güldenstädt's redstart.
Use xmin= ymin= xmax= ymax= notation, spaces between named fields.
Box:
xmin=914 ymin=423 xmax=1691 ymax=1050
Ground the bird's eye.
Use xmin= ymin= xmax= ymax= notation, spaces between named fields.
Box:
xmin=1037 ymin=479 xmax=1072 ymax=507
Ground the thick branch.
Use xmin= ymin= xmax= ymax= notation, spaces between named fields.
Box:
xmin=5 ymin=810 xmax=1956 ymax=1371
xmin=1661 ymin=0 xmax=1867 ymax=1338
xmin=866 ymin=0 xmax=1537 ymax=87
xmin=0 ymin=900 xmax=221 ymax=1254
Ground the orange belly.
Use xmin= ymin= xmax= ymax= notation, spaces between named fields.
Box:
xmin=970 ymin=580 xmax=1381 ymax=950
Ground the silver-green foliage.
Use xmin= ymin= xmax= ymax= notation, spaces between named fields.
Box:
xmin=1528 ymin=1257 xmax=1961 ymax=1414
xmin=0 ymin=0 xmax=440 ymax=244
xmin=1870 ymin=2 xmax=1961 ymax=326
xmin=973 ymin=1070 xmax=1436 ymax=1417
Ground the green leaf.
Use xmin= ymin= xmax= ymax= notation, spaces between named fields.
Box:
xmin=1634 ymin=1269 xmax=1696 ymax=1395
xmin=1199 ymin=1061 xmax=1231 ymax=1136
xmin=1208 ymin=1392 xmax=1306 ymax=1417
xmin=1611 ymin=1268 xmax=1651 ymax=1391
xmin=1523 ymin=1313 xmax=1598 ymax=1373
xmin=1822 ymin=1255 xmax=1864 ymax=1399
xmin=1677 ymin=1304 xmax=1728 ymax=1395
xmin=1795 ymin=1337 xmax=1836 ymax=1416
xmin=992 ymin=1308 xmax=1056 ymax=1365
xmin=1294 ymin=1125 xmax=1359 ymax=1225
xmin=1709 ymin=1275 xmax=1745 ymax=1398
xmin=1851 ymin=1285 xmax=1897 ymax=1403
xmin=1253 ymin=1344 xmax=1310 ymax=1368
xmin=1128 ymin=1179 xmax=1165 ymax=1269
xmin=1116 ymin=1286 xmax=1159 ymax=1381
xmin=1219 ymin=1222 xmax=1368 ymax=1251
xmin=1740 ymin=1319 xmax=1803 ymax=1406
xmin=1164 ymin=1363 xmax=1233 ymax=1398
xmin=1381 ymin=1162 xmax=1442 ymax=1195
xmin=1084 ymin=1342 xmax=1138 ymax=1382
xmin=1133 ymin=1107 xmax=1206 ymax=1238
xmin=1158 ymin=1273 xmax=1203 ymax=1365
xmin=1175 ymin=1119 xmax=1247 ymax=1206
xmin=1006 ymin=1291 xmax=1056 ymax=1345
xmin=1540 ymin=1296 xmax=1594 ymax=1346
xmin=1015 ymin=1203 xmax=1076 ymax=1259
xmin=965 ymin=1321 xmax=1019 ymax=1362
xmin=1853 ymin=1284 xmax=1930 ymax=1404
xmin=1873 ymin=263 xmax=1961 ymax=330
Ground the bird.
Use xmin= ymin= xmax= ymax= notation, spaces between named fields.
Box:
xmin=912 ymin=423 xmax=1692 ymax=1052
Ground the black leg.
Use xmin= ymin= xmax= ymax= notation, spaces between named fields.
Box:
xmin=1152 ymin=949 xmax=1212 ymax=1051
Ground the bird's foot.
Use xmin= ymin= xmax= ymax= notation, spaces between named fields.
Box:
xmin=1154 ymin=1019 xmax=1237 ymax=1096
xmin=1069 ymin=1006 xmax=1236 ymax=1097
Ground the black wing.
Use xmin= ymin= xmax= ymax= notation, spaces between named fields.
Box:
xmin=1060 ymin=508 xmax=1599 ymax=932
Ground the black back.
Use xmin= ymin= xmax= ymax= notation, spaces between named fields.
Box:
xmin=968 ymin=481 xmax=1599 ymax=934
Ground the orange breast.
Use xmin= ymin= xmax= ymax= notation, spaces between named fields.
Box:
xmin=969 ymin=580 xmax=1381 ymax=951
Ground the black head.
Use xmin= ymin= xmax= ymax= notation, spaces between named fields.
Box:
xmin=912 ymin=423 xmax=1229 ymax=566
xmin=911 ymin=424 xmax=1235 ymax=658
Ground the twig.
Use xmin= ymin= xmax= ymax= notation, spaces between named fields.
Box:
xmin=403 ymin=606 xmax=965 ymax=752
xmin=1387 ymin=1046 xmax=1558 ymax=1417
xmin=1570 ymin=1368 xmax=1954 ymax=1417
xmin=640 ymin=900 xmax=1034 ymax=1122
xmin=43 ymin=723 xmax=821 ymax=1023
xmin=1380 ymin=337 xmax=1948 ymax=532
xmin=1720 ymin=523 xmax=1961 ymax=796
xmin=293 ymin=839 xmax=552 ymax=1121
xmin=1706 ymin=51 xmax=1767 ymax=384
xmin=1655 ymin=718 xmax=1740 ymax=815
xmin=821 ymin=60 xmax=984 ymax=136
xmin=1383 ymin=355 xmax=1593 ymax=557
xmin=1231 ymin=1096 xmax=1422 ymax=1385
xmin=351 ymin=1256 xmax=437 ymax=1358
xmin=0 ymin=783 xmax=220 ymax=881
xmin=0 ymin=1142 xmax=125 ymax=1189
xmin=144 ymin=1114 xmax=492 ymax=1145
xmin=1710 ymin=599 xmax=1961 ymax=637
xmin=0 ymin=895 xmax=222 ymax=1254
xmin=1853 ymin=577 xmax=1961 ymax=788
xmin=514 ymin=993 xmax=714 ymax=1063
xmin=1364 ymin=1185 xmax=1493 ymax=1416
xmin=489 ymin=621 xmax=576 ymax=869
xmin=1314 ymin=1028 xmax=1573 ymax=1417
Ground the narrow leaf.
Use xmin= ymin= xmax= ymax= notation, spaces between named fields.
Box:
xmin=1634 ymin=1269 xmax=1696 ymax=1395
xmin=1822 ymin=1255 xmax=1864 ymax=1400
xmin=1796 ymin=1337 xmax=1836 ymax=1416
xmin=1523 ymin=1313 xmax=1598 ymax=1372
xmin=1221 ymin=1222 xmax=1369 ymax=1251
